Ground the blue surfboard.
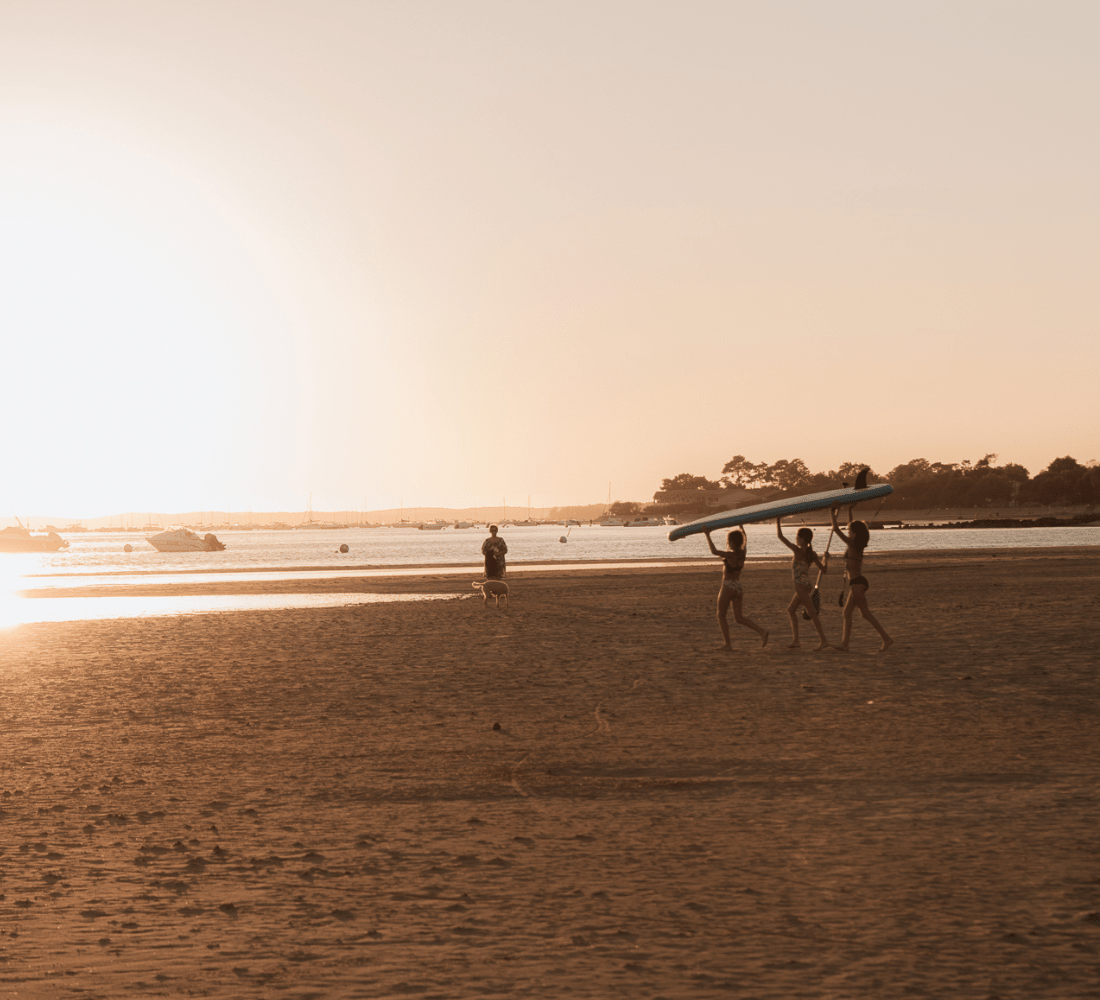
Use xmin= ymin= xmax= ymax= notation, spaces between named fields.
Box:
xmin=667 ymin=483 xmax=894 ymax=541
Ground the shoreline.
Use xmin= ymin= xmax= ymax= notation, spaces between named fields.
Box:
xmin=14 ymin=544 xmax=1100 ymax=601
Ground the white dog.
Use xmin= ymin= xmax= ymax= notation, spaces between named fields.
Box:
xmin=472 ymin=579 xmax=509 ymax=607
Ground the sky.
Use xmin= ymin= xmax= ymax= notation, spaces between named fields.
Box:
xmin=1 ymin=1 xmax=1097 ymax=517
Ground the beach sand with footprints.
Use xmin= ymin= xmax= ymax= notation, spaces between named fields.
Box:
xmin=1 ymin=546 xmax=1098 ymax=997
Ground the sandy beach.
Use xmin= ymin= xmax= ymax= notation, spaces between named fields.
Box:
xmin=1 ymin=546 xmax=1098 ymax=998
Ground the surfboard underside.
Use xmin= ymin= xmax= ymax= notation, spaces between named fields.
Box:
xmin=667 ymin=484 xmax=894 ymax=541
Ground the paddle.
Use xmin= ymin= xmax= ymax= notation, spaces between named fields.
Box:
xmin=803 ymin=524 xmax=835 ymax=619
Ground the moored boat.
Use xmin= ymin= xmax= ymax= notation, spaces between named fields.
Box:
xmin=147 ymin=528 xmax=226 ymax=552
xmin=0 ymin=525 xmax=69 ymax=553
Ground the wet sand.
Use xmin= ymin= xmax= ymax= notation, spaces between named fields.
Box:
xmin=1 ymin=547 xmax=1098 ymax=997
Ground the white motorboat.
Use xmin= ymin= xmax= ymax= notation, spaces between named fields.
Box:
xmin=147 ymin=528 xmax=226 ymax=552
xmin=624 ymin=517 xmax=666 ymax=528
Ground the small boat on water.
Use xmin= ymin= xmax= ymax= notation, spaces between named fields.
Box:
xmin=147 ymin=528 xmax=226 ymax=552
xmin=597 ymin=517 xmax=624 ymax=526
xmin=0 ymin=524 xmax=70 ymax=553
xmin=624 ymin=517 xmax=665 ymax=528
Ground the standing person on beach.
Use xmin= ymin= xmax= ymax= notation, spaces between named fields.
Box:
xmin=704 ymin=527 xmax=769 ymax=651
xmin=777 ymin=518 xmax=831 ymax=650
xmin=830 ymin=505 xmax=893 ymax=652
xmin=481 ymin=525 xmax=507 ymax=580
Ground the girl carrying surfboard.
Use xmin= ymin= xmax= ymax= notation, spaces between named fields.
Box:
xmin=703 ymin=527 xmax=769 ymax=652
xmin=776 ymin=519 xmax=832 ymax=651
xmin=830 ymin=505 xmax=893 ymax=652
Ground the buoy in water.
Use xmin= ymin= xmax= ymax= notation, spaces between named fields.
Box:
xmin=339 ymin=543 xmax=349 ymax=553
xmin=559 ymin=535 xmax=567 ymax=543
xmin=123 ymin=543 xmax=133 ymax=553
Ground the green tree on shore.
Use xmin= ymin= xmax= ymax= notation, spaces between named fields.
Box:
xmin=653 ymin=453 xmax=1098 ymax=513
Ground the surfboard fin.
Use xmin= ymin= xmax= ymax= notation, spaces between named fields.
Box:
xmin=854 ymin=467 xmax=869 ymax=491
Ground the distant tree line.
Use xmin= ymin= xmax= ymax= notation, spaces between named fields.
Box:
xmin=641 ymin=454 xmax=1100 ymax=516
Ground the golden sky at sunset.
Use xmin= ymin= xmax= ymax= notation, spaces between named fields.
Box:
xmin=2 ymin=1 xmax=1096 ymax=516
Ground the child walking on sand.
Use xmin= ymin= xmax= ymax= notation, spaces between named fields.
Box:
xmin=777 ymin=518 xmax=831 ymax=650
xmin=704 ymin=527 xmax=769 ymax=652
xmin=831 ymin=505 xmax=893 ymax=652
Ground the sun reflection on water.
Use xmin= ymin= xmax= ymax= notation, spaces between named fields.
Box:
xmin=0 ymin=553 xmax=38 ymax=603
xmin=0 ymin=591 xmax=462 ymax=629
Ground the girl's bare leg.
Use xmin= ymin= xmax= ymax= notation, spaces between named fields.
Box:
xmin=790 ymin=585 xmax=830 ymax=650
xmin=786 ymin=593 xmax=802 ymax=647
xmin=839 ymin=593 xmax=856 ymax=650
xmin=841 ymin=585 xmax=893 ymax=651
xmin=731 ymin=594 xmax=769 ymax=647
xmin=716 ymin=590 xmax=733 ymax=650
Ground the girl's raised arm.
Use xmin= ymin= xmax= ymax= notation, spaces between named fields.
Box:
xmin=703 ymin=530 xmax=721 ymax=557
xmin=776 ymin=517 xmax=797 ymax=552
xmin=830 ymin=505 xmax=851 ymax=545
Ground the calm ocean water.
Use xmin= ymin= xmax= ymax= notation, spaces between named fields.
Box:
xmin=2 ymin=523 xmax=1097 ymax=627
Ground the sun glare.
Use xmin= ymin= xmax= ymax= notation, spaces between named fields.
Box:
xmin=0 ymin=120 xmax=314 ymax=513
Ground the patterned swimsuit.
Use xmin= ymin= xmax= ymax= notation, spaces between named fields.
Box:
xmin=721 ymin=551 xmax=744 ymax=595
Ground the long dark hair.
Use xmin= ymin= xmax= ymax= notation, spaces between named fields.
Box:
xmin=727 ymin=530 xmax=744 ymax=551
xmin=796 ymin=527 xmax=813 ymax=546
xmin=849 ymin=520 xmax=870 ymax=550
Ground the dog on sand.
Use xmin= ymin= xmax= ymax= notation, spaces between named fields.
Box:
xmin=472 ymin=579 xmax=509 ymax=607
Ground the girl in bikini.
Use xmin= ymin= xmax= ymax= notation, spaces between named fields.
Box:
xmin=830 ymin=505 xmax=893 ymax=652
xmin=776 ymin=518 xmax=831 ymax=650
xmin=704 ymin=527 xmax=768 ymax=651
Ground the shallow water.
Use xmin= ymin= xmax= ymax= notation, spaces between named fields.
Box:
xmin=2 ymin=522 xmax=1097 ymax=626
xmin=13 ymin=522 xmax=1100 ymax=577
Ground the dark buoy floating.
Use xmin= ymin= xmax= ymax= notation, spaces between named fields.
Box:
xmin=559 ymin=535 xmax=567 ymax=543
xmin=339 ymin=543 xmax=349 ymax=553
xmin=123 ymin=543 xmax=133 ymax=553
